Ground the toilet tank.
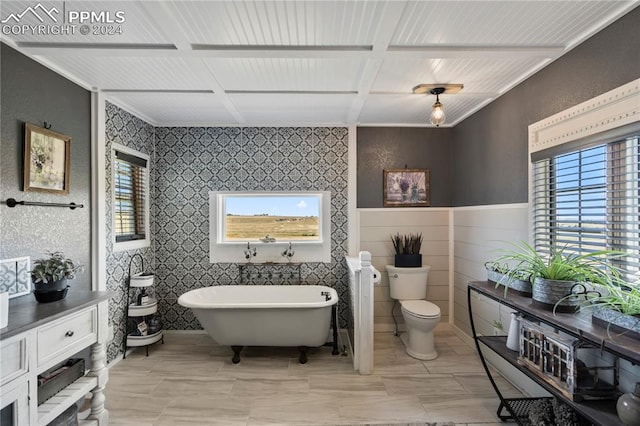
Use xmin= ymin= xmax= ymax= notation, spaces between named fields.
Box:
xmin=386 ymin=265 xmax=431 ymax=300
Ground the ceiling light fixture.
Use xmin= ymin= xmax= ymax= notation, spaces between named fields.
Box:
xmin=429 ymin=87 xmax=446 ymax=127
xmin=412 ymin=83 xmax=464 ymax=127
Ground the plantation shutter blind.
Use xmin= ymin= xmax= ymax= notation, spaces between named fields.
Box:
xmin=532 ymin=136 xmax=640 ymax=283
xmin=114 ymin=150 xmax=147 ymax=242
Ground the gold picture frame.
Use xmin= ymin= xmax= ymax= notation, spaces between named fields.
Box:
xmin=383 ymin=168 xmax=430 ymax=207
xmin=23 ymin=123 xmax=71 ymax=194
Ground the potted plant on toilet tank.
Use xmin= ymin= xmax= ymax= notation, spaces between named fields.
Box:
xmin=391 ymin=233 xmax=423 ymax=267
xmin=31 ymin=251 xmax=84 ymax=302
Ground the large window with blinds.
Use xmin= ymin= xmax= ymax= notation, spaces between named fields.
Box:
xmin=113 ymin=144 xmax=150 ymax=251
xmin=532 ymin=135 xmax=640 ymax=283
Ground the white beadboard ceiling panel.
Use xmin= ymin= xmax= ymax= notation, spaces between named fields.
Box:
xmin=36 ymin=55 xmax=214 ymax=90
xmin=2 ymin=0 xmax=637 ymax=127
xmin=203 ymin=58 xmax=363 ymax=92
xmin=391 ymin=1 xmax=629 ymax=46
xmin=228 ymin=93 xmax=355 ymax=125
xmin=1 ymin=1 xmax=170 ymax=44
xmin=162 ymin=1 xmax=386 ymax=46
xmin=372 ymin=57 xmax=547 ymax=95
xmin=109 ymin=93 xmax=238 ymax=126
xmin=359 ymin=94 xmax=428 ymax=125
xmin=359 ymin=94 xmax=481 ymax=125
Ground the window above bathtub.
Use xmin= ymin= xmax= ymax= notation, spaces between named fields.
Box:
xmin=209 ymin=191 xmax=331 ymax=263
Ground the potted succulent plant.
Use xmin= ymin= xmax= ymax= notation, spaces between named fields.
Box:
xmin=494 ymin=241 xmax=621 ymax=312
xmin=31 ymin=251 xmax=84 ymax=302
xmin=391 ymin=233 xmax=423 ymax=267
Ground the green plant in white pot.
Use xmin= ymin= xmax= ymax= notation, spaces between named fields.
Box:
xmin=31 ymin=251 xmax=84 ymax=302
xmin=494 ymin=242 xmax=621 ymax=312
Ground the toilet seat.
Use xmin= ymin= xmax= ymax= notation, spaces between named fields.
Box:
xmin=400 ymin=300 xmax=441 ymax=319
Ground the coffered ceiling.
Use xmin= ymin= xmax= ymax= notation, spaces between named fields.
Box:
xmin=1 ymin=1 xmax=637 ymax=127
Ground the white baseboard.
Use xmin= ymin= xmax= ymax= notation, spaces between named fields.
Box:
xmin=452 ymin=324 xmax=475 ymax=347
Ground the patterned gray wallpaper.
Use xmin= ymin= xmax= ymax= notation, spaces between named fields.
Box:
xmin=105 ymin=103 xmax=351 ymax=360
xmin=154 ymin=126 xmax=351 ymax=330
xmin=1 ymin=43 xmax=92 ymax=292
xmin=105 ymin=102 xmax=156 ymax=362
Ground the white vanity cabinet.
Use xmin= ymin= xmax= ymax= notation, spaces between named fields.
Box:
xmin=0 ymin=291 xmax=111 ymax=426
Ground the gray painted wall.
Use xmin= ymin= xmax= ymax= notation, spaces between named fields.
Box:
xmin=452 ymin=7 xmax=640 ymax=206
xmin=357 ymin=127 xmax=453 ymax=207
xmin=0 ymin=43 xmax=92 ymax=291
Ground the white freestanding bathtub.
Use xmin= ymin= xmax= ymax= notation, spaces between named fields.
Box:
xmin=178 ymin=285 xmax=339 ymax=363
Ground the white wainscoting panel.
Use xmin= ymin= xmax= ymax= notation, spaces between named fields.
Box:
xmin=357 ymin=208 xmax=450 ymax=331
xmin=453 ymin=204 xmax=529 ymax=335
xmin=452 ymin=204 xmax=551 ymax=397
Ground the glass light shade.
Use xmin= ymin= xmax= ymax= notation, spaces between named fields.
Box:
xmin=430 ymin=100 xmax=445 ymax=126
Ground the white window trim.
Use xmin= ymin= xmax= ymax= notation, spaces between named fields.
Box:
xmin=209 ymin=191 xmax=331 ymax=263
xmin=528 ymin=78 xmax=640 ymax=241
xmin=112 ymin=143 xmax=151 ymax=252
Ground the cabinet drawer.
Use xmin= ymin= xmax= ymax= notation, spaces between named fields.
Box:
xmin=0 ymin=335 xmax=28 ymax=387
xmin=37 ymin=307 xmax=97 ymax=367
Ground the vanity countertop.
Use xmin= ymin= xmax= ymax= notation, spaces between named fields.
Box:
xmin=0 ymin=291 xmax=113 ymax=340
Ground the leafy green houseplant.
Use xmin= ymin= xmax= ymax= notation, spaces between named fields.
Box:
xmin=31 ymin=252 xmax=84 ymax=301
xmin=391 ymin=233 xmax=423 ymax=267
xmin=485 ymin=260 xmax=532 ymax=296
xmin=494 ymin=241 xmax=621 ymax=312
xmin=583 ymin=277 xmax=640 ymax=339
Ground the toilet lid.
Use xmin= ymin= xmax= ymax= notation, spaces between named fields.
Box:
xmin=400 ymin=300 xmax=441 ymax=318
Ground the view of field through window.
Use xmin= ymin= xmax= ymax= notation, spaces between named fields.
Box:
xmin=224 ymin=195 xmax=320 ymax=241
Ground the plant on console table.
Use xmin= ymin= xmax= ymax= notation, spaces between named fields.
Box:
xmin=494 ymin=241 xmax=620 ymax=313
xmin=581 ymin=276 xmax=640 ymax=340
xmin=391 ymin=232 xmax=422 ymax=267
xmin=485 ymin=260 xmax=532 ymax=297
xmin=31 ymin=251 xmax=84 ymax=302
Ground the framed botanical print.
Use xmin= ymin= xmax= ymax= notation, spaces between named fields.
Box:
xmin=383 ymin=168 xmax=430 ymax=207
xmin=23 ymin=123 xmax=71 ymax=194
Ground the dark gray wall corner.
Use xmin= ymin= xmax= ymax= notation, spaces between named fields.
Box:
xmin=357 ymin=127 xmax=453 ymax=208
xmin=452 ymin=6 xmax=640 ymax=207
xmin=0 ymin=43 xmax=92 ymax=291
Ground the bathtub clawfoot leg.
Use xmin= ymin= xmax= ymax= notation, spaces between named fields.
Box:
xmin=298 ymin=346 xmax=308 ymax=364
xmin=231 ymin=346 xmax=243 ymax=364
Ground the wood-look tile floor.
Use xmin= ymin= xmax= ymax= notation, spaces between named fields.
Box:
xmin=105 ymin=329 xmax=522 ymax=425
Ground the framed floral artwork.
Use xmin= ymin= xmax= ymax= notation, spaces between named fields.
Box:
xmin=383 ymin=168 xmax=430 ymax=207
xmin=23 ymin=123 xmax=71 ymax=194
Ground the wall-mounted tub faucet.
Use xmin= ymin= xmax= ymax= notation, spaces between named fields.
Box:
xmin=281 ymin=242 xmax=295 ymax=262
xmin=243 ymin=242 xmax=257 ymax=262
xmin=321 ymin=291 xmax=331 ymax=301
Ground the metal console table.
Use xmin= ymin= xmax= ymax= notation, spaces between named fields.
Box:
xmin=468 ymin=281 xmax=640 ymax=426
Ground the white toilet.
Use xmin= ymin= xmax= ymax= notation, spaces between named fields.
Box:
xmin=386 ymin=265 xmax=441 ymax=360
